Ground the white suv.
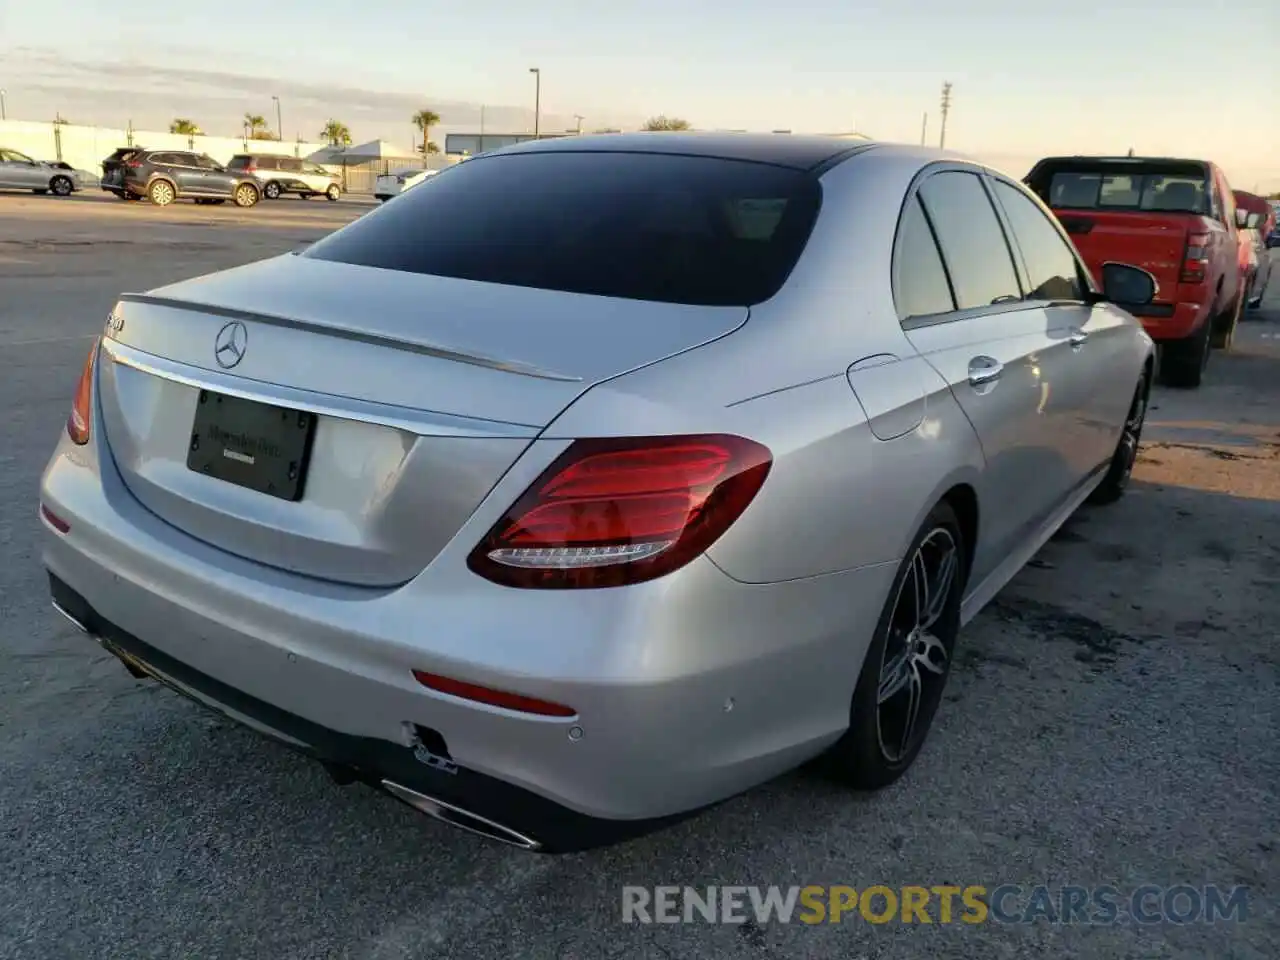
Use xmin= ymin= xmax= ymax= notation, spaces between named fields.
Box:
xmin=227 ymin=154 xmax=343 ymax=201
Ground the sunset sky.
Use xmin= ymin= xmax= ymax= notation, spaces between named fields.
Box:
xmin=3 ymin=0 xmax=1277 ymax=190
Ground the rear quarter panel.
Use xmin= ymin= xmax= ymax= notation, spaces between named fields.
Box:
xmin=542 ymin=148 xmax=987 ymax=584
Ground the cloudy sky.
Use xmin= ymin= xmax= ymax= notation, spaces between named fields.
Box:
xmin=1 ymin=0 xmax=1277 ymax=190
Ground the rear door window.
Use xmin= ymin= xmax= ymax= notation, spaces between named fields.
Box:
xmin=892 ymin=196 xmax=955 ymax=319
xmin=302 ymin=151 xmax=823 ymax=306
xmin=280 ymin=158 xmax=303 ymax=172
xmin=917 ymin=171 xmax=1022 ymax=310
xmin=991 ymin=180 xmax=1086 ymax=302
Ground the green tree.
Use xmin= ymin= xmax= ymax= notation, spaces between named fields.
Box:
xmin=419 ymin=140 xmax=441 ymax=155
xmin=320 ymin=119 xmax=353 ymax=147
xmin=169 ymin=118 xmax=202 ymax=135
xmin=412 ymin=109 xmax=441 ymax=157
xmin=244 ymin=113 xmax=269 ymax=138
xmin=642 ymin=115 xmax=691 ymax=131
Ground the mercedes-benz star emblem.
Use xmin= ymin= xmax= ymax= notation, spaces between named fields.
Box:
xmin=214 ymin=320 xmax=248 ymax=369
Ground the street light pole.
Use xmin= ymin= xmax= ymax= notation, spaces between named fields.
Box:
xmin=574 ymin=114 xmax=584 ymax=134
xmin=272 ymin=96 xmax=282 ymax=141
xmin=0 ymin=90 xmax=6 ymax=122
xmin=529 ymin=67 xmax=541 ymax=138
xmin=939 ymin=81 xmax=953 ymax=149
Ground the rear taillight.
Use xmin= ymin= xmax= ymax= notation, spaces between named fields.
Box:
xmin=66 ymin=339 xmax=98 ymax=446
xmin=125 ymin=160 xmax=142 ymax=169
xmin=1181 ymin=232 xmax=1210 ymax=283
xmin=467 ymin=435 xmax=772 ymax=589
xmin=244 ymin=166 xmax=257 ymax=174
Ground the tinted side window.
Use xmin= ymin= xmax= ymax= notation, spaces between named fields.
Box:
xmin=918 ymin=172 xmax=1021 ymax=310
xmin=258 ymin=157 xmax=279 ymax=170
xmin=991 ymin=181 xmax=1085 ymax=302
xmin=893 ymin=197 xmax=955 ymax=318
xmin=227 ymin=156 xmax=251 ymax=170
xmin=280 ymin=158 xmax=303 ymax=172
xmin=303 ymin=152 xmax=823 ymax=307
xmin=148 ymin=153 xmax=176 ymax=166
xmin=170 ymin=153 xmax=196 ymax=166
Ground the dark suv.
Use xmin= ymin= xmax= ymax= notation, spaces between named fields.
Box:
xmin=227 ymin=154 xmax=343 ymax=201
xmin=100 ymin=148 xmax=263 ymax=207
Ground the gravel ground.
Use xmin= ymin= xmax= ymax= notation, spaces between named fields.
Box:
xmin=1 ymin=194 xmax=1276 ymax=960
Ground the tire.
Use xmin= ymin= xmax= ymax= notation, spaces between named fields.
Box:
xmin=326 ymin=184 xmax=341 ymax=201
xmin=148 ymin=179 xmax=176 ymax=206
xmin=1088 ymin=372 xmax=1149 ymax=506
xmin=1210 ymin=294 xmax=1243 ymax=351
xmin=1158 ymin=318 xmax=1211 ymax=389
xmin=821 ymin=500 xmax=966 ymax=789
xmin=49 ymin=175 xmax=74 ymax=197
xmin=233 ymin=183 xmax=260 ymax=208
xmin=263 ymin=181 xmax=282 ymax=200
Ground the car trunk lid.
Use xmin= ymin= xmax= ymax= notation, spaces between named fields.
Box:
xmin=97 ymin=253 xmax=747 ymax=587
xmin=1054 ymin=209 xmax=1201 ymax=294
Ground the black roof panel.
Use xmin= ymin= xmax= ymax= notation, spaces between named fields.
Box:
xmin=485 ymin=132 xmax=877 ymax=170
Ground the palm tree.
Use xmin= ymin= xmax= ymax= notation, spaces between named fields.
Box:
xmin=642 ymin=115 xmax=692 ymax=131
xmin=169 ymin=118 xmax=201 ymax=135
xmin=320 ymin=119 xmax=352 ymax=147
xmin=412 ymin=109 xmax=440 ymax=157
xmin=244 ymin=113 xmax=268 ymax=138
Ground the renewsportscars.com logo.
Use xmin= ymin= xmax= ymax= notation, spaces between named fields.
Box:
xmin=621 ymin=884 xmax=1251 ymax=926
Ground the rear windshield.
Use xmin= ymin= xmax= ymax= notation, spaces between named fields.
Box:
xmin=302 ymin=151 xmax=822 ymax=306
xmin=1028 ymin=161 xmax=1210 ymax=214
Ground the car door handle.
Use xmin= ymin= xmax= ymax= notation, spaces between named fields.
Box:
xmin=968 ymin=356 xmax=1004 ymax=386
xmin=1069 ymin=330 xmax=1089 ymax=348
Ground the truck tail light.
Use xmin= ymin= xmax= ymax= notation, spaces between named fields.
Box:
xmin=467 ymin=435 xmax=772 ymax=589
xmin=66 ymin=339 xmax=99 ymax=446
xmin=1181 ymin=232 xmax=1210 ymax=283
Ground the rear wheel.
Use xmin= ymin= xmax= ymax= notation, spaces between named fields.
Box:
xmin=148 ymin=179 xmax=176 ymax=206
xmin=1089 ymin=372 xmax=1149 ymax=505
xmin=822 ymin=501 xmax=966 ymax=789
xmin=1210 ymin=294 xmax=1243 ymax=351
xmin=50 ymin=175 xmax=74 ymax=196
xmin=326 ymin=184 xmax=341 ymax=201
xmin=1159 ymin=318 xmax=1211 ymax=389
xmin=263 ymin=181 xmax=282 ymax=200
xmin=233 ymin=183 xmax=260 ymax=207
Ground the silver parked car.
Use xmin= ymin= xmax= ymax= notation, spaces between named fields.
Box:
xmin=0 ymin=147 xmax=86 ymax=195
xmin=39 ymin=135 xmax=1157 ymax=853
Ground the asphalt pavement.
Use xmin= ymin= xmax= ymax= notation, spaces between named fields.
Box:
xmin=0 ymin=193 xmax=1276 ymax=960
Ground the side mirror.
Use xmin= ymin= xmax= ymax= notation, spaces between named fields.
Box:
xmin=1100 ymin=262 xmax=1157 ymax=306
xmin=1234 ymin=208 xmax=1249 ymax=228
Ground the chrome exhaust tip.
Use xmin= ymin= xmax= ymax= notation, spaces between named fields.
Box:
xmin=51 ymin=599 xmax=92 ymax=634
xmin=380 ymin=780 xmax=541 ymax=851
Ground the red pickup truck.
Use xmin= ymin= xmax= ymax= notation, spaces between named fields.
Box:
xmin=1024 ymin=156 xmax=1246 ymax=389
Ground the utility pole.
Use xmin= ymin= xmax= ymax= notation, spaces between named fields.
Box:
xmin=0 ymin=90 xmax=6 ymax=121
xmin=920 ymin=112 xmax=928 ymax=146
xmin=939 ymin=82 xmax=953 ymax=149
xmin=272 ymin=95 xmax=282 ymax=142
xmin=574 ymin=114 xmax=584 ymax=134
xmin=529 ymin=67 xmax=541 ymax=138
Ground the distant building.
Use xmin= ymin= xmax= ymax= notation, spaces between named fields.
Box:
xmin=445 ymin=131 xmax=573 ymax=156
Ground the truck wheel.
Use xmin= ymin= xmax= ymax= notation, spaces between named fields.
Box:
xmin=1159 ymin=319 xmax=1211 ymax=389
xmin=1210 ymin=295 xmax=1242 ymax=351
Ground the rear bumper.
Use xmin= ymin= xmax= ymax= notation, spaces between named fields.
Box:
xmin=1130 ymin=299 xmax=1211 ymax=342
xmin=38 ymin=396 xmax=893 ymax=848
xmin=47 ymin=572 xmax=689 ymax=852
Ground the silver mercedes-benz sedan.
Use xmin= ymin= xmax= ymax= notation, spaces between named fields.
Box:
xmin=39 ymin=134 xmax=1157 ymax=852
